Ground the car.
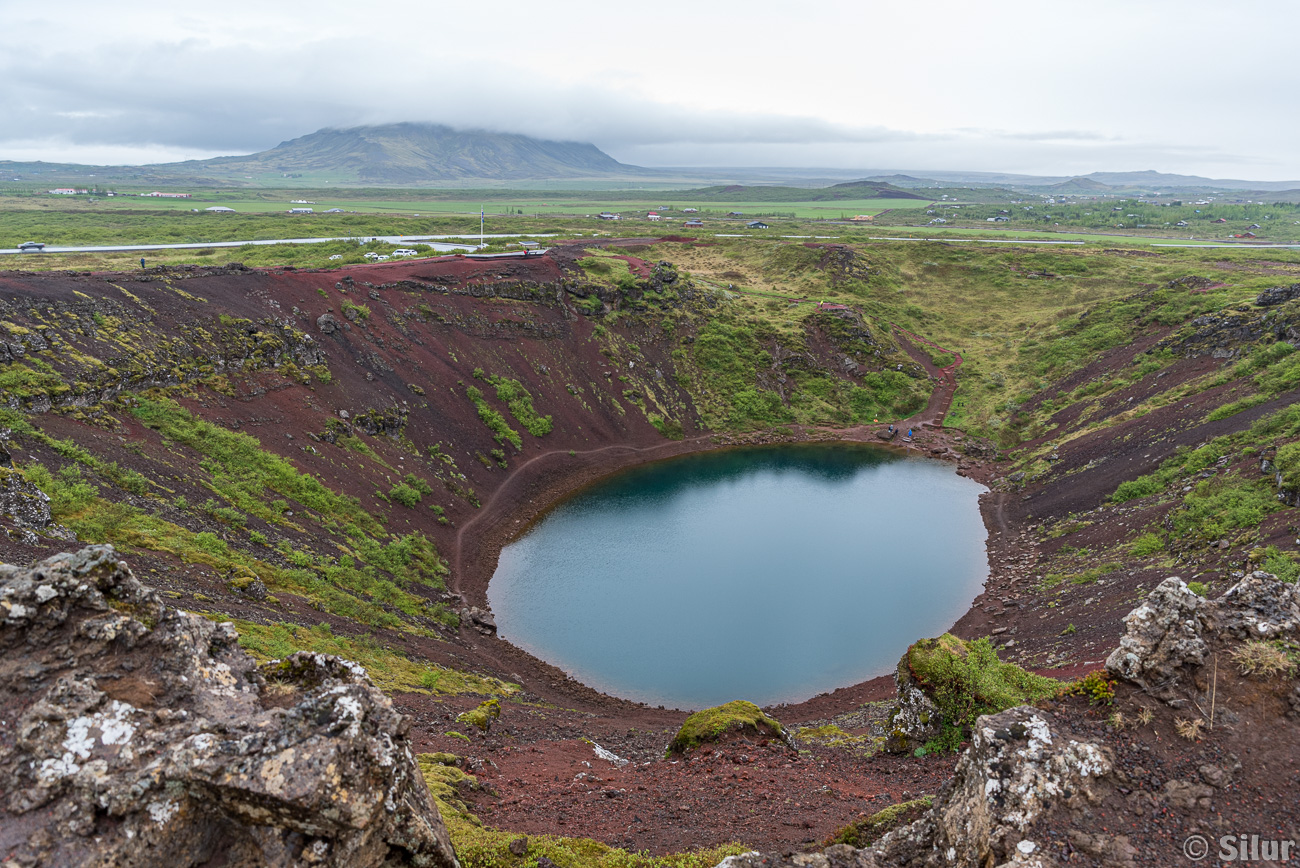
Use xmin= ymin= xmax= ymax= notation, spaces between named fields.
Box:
xmin=363 ymin=252 xmax=381 ymax=260
xmin=376 ymin=255 xmax=391 ymax=261
xmin=17 ymin=241 xmax=45 ymax=251
xmin=392 ymin=248 xmax=417 ymax=257
xmin=328 ymin=254 xmax=343 ymax=261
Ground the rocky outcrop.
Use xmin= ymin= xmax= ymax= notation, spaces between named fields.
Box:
xmin=883 ymin=655 xmax=942 ymax=754
xmin=0 ymin=467 xmax=77 ymax=545
xmin=715 ymin=707 xmax=1111 ymax=868
xmin=1255 ymin=283 xmax=1300 ymax=307
xmin=879 ymin=707 xmax=1111 ymax=868
xmin=1104 ymin=577 xmax=1209 ymax=696
xmin=0 ymin=546 xmax=458 ymax=868
xmin=1106 ymin=571 xmax=1300 ymax=696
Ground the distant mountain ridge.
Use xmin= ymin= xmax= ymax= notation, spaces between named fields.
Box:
xmin=170 ymin=123 xmax=648 ymax=183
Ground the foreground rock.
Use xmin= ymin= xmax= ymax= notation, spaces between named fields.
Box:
xmin=717 ymin=706 xmax=1111 ymax=868
xmin=0 ymin=545 xmax=458 ymax=868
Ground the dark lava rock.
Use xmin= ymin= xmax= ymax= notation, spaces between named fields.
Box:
xmin=1255 ymin=282 xmax=1300 ymax=307
xmin=0 ymin=545 xmax=458 ymax=868
xmin=317 ymin=312 xmax=340 ymax=335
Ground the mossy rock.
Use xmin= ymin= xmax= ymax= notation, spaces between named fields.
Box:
xmin=824 ymin=797 xmax=933 ymax=849
xmin=902 ymin=633 xmax=1062 ymax=751
xmin=455 ymin=698 xmax=501 ymax=733
xmin=666 ymin=700 xmax=791 ymax=755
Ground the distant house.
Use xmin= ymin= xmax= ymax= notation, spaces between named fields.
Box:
xmin=597 ymin=212 xmax=620 ymax=220
xmin=987 ymin=215 xmax=1009 ymax=223
xmin=48 ymin=188 xmax=84 ymax=195
xmin=142 ymin=191 xmax=191 ymax=198
xmin=1212 ymin=217 xmax=1228 ymax=224
xmin=682 ymin=207 xmax=699 ymax=213
xmin=683 ymin=219 xmax=705 ymax=227
xmin=289 ymin=207 xmax=314 ymax=214
xmin=325 ymin=208 xmax=345 ymax=213
xmin=727 ymin=211 xmax=744 ymax=217
xmin=647 ymin=212 xmax=661 ymax=221
xmin=929 ymin=218 xmax=948 ymax=224
xmin=746 ymin=220 xmax=769 ymax=229
xmin=1175 ymin=220 xmax=1189 ymax=227
xmin=204 ymin=206 xmax=236 ymax=213
xmin=1248 ymin=223 xmax=1262 ymax=229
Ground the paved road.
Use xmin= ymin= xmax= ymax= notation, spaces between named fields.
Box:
xmin=0 ymin=233 xmax=557 ymax=256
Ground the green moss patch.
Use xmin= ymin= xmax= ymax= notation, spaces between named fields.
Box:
xmin=906 ymin=634 xmax=1062 ymax=752
xmin=666 ymin=700 xmax=788 ymax=755
xmin=823 ymin=797 xmax=933 ymax=849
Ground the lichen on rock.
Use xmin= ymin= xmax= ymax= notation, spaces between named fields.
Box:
xmin=0 ymin=545 xmax=459 ymax=868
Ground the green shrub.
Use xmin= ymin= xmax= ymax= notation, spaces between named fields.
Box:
xmin=389 ymin=483 xmax=422 ymax=508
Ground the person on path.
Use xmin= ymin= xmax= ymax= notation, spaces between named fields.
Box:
xmin=140 ymin=258 xmax=146 ymax=269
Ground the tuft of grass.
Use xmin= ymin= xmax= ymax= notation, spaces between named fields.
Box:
xmin=1175 ymin=717 xmax=1205 ymax=741
xmin=1231 ymin=640 xmax=1295 ymax=678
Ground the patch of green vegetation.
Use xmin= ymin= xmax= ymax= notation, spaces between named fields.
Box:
xmin=130 ymin=394 xmax=380 ymax=532
xmin=389 ymin=474 xmax=433 ymax=508
xmin=1063 ymin=670 xmax=1116 ymax=706
xmin=1206 ymin=395 xmax=1268 ymax=422
xmin=1258 ymin=545 xmax=1300 ymax=583
xmin=1129 ymin=532 xmax=1165 ymax=556
xmin=905 ymin=634 xmax=1063 ymax=752
xmin=226 ymin=620 xmax=512 ymax=695
xmin=466 ymin=385 xmax=522 ymax=450
xmin=667 ymin=700 xmax=787 ymax=755
xmin=823 ymin=797 xmax=934 ymax=849
xmin=486 ymin=375 xmax=552 ymax=436
xmin=455 ymin=698 xmax=502 ymax=733
xmin=418 ymin=754 xmax=746 ymax=868
xmin=340 ymin=299 xmax=371 ymax=321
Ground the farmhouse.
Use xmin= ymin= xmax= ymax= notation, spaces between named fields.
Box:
xmin=597 ymin=212 xmax=620 ymax=221
xmin=204 ymin=206 xmax=236 ymax=213
xmin=289 ymin=207 xmax=314 ymax=214
xmin=746 ymin=221 xmax=770 ymax=229
xmin=683 ymin=219 xmax=704 ymax=227
xmin=647 ymin=212 xmax=661 ymax=221
xmin=142 ymin=191 xmax=192 ymax=198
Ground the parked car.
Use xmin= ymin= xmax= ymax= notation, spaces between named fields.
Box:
xmin=328 ymin=254 xmax=343 ymax=261
xmin=392 ymin=248 xmax=417 ymax=257
xmin=376 ymin=255 xmax=390 ymax=261
xmin=17 ymin=241 xmax=46 ymax=251
xmin=363 ymin=252 xmax=381 ymax=260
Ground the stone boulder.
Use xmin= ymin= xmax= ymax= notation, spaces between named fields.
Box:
xmin=877 ymin=707 xmax=1110 ymax=867
xmin=1106 ymin=572 xmax=1300 ymax=698
xmin=0 ymin=545 xmax=459 ymax=868
xmin=1212 ymin=570 xmax=1300 ymax=639
xmin=1104 ymin=577 xmax=1208 ymax=696
xmin=883 ymin=652 xmax=942 ymax=754
xmin=1255 ymin=282 xmax=1300 ymax=307
xmin=712 ymin=707 xmax=1111 ymax=868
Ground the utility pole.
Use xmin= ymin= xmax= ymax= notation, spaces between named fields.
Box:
xmin=480 ymin=207 xmax=484 ymax=249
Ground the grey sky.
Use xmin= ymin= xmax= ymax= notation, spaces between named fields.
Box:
xmin=2 ymin=0 xmax=1296 ymax=179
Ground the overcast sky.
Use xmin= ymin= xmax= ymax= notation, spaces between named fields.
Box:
xmin=2 ymin=0 xmax=1296 ymax=180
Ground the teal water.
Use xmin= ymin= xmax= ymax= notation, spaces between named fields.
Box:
xmin=488 ymin=444 xmax=988 ymax=709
